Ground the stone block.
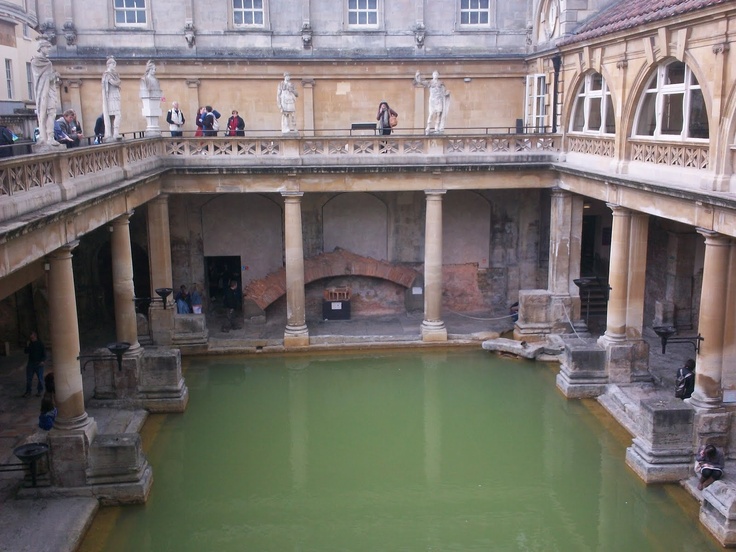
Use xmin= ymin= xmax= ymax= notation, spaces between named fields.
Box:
xmin=701 ymin=482 xmax=736 ymax=547
xmin=605 ymin=340 xmax=651 ymax=384
xmin=518 ymin=289 xmax=551 ymax=325
xmin=149 ymin=306 xmax=174 ymax=345
xmin=140 ymin=348 xmax=183 ymax=391
xmin=556 ymin=340 xmax=607 ymax=398
xmin=47 ymin=422 xmax=97 ymax=488
xmin=695 ymin=411 xmax=731 ymax=442
xmin=87 ymin=434 xmax=145 ymax=484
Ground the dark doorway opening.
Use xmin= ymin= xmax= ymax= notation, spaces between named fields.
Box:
xmin=581 ymin=215 xmax=598 ymax=276
xmin=205 ymin=256 xmax=241 ymax=306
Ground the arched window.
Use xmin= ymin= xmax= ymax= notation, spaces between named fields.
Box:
xmin=570 ymin=72 xmax=615 ymax=134
xmin=633 ymin=61 xmax=708 ymax=140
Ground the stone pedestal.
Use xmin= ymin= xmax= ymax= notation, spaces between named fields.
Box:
xmin=47 ymin=419 xmax=98 ymax=488
xmin=515 ymin=289 xmax=578 ymax=341
xmin=171 ymin=313 xmax=209 ymax=354
xmin=556 ymin=339 xmax=607 ymax=398
xmin=603 ymin=339 xmax=652 ymax=384
xmin=701 ymin=483 xmax=736 ymax=547
xmin=624 ymin=397 xmax=694 ymax=483
xmin=141 ymin=96 xmax=162 ymax=137
xmin=91 ymin=346 xmax=188 ymax=412
xmin=149 ymin=304 xmax=174 ymax=345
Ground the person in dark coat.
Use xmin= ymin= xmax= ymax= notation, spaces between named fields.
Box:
xmin=23 ymin=331 xmax=46 ymax=397
xmin=94 ymin=114 xmax=105 ymax=144
xmin=226 ymin=110 xmax=245 ymax=136
xmin=221 ymin=279 xmax=241 ymax=332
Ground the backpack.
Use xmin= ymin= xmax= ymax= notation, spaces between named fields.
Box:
xmin=211 ymin=114 xmax=219 ymax=132
xmin=675 ymin=368 xmax=692 ymax=399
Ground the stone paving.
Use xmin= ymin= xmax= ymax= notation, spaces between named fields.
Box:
xmin=0 ymin=312 xmax=696 ymax=552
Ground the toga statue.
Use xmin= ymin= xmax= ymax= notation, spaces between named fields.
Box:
xmin=31 ymin=39 xmax=61 ymax=146
xmin=102 ymin=56 xmax=122 ymax=141
xmin=276 ymin=72 xmax=298 ymax=134
xmin=414 ymin=70 xmax=451 ymax=134
xmin=139 ymin=59 xmax=163 ymax=136
xmin=140 ymin=59 xmax=162 ymax=98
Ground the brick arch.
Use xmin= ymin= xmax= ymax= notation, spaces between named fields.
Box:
xmin=243 ymin=248 xmax=420 ymax=310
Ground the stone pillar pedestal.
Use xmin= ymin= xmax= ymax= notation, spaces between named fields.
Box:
xmin=47 ymin=422 xmax=98 ymax=488
xmin=602 ymin=339 xmax=652 ymax=384
xmin=421 ymin=191 xmax=447 ymax=342
xmin=701 ymin=482 xmax=736 ymax=547
xmin=513 ymin=290 xmax=575 ymax=341
xmin=91 ymin=346 xmax=188 ymax=413
xmin=283 ymin=192 xmax=309 ymax=347
xmin=140 ymin=96 xmax=162 ymax=137
xmin=624 ymin=397 xmax=694 ymax=483
xmin=556 ymin=340 xmax=607 ymax=398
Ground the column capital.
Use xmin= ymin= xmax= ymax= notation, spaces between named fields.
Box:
xmin=185 ymin=79 xmax=200 ymax=88
xmin=301 ymin=78 xmax=315 ymax=87
xmin=605 ymin=203 xmax=630 ymax=215
xmin=697 ymin=228 xmax=732 ymax=246
xmin=550 ymin=187 xmax=571 ymax=199
xmin=424 ymin=190 xmax=446 ymax=198
xmin=48 ymin=240 xmax=80 ymax=260
xmin=111 ymin=210 xmax=134 ymax=226
xmin=282 ymin=191 xmax=304 ymax=201
xmin=151 ymin=193 xmax=169 ymax=204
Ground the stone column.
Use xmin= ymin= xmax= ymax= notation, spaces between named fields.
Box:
xmin=47 ymin=242 xmax=92 ymax=430
xmin=723 ymin=243 xmax=736 ymax=394
xmin=282 ymin=192 xmax=309 ymax=347
xmin=110 ymin=211 xmax=141 ymax=351
xmin=301 ymin=79 xmax=315 ymax=137
xmin=625 ymin=212 xmax=649 ymax=339
xmin=46 ymin=242 xmax=98 ymax=487
xmin=546 ymin=189 xmax=583 ymax=329
xmin=421 ymin=191 xmax=447 ymax=342
xmin=599 ymin=204 xmax=631 ymax=344
xmin=690 ymin=230 xmax=732 ymax=409
xmin=147 ymin=195 xmax=174 ymax=345
xmin=184 ymin=79 xmax=200 ymax=136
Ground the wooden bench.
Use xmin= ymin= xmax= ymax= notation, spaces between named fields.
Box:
xmin=350 ymin=122 xmax=377 ymax=135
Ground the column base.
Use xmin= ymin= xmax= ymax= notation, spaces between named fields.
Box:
xmin=421 ymin=320 xmax=447 ymax=342
xmin=47 ymin=418 xmax=98 ymax=487
xmin=625 ymin=438 xmax=693 ymax=483
xmin=149 ymin=304 xmax=174 ymax=346
xmin=555 ymin=339 xmax=607 ymax=398
xmin=284 ymin=324 xmax=309 ymax=347
xmin=687 ymin=391 xmax=724 ymax=411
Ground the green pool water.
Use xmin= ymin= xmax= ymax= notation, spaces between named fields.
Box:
xmin=79 ymin=349 xmax=719 ymax=551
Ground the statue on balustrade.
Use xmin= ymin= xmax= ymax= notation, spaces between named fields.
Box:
xmin=277 ymin=73 xmax=298 ymax=134
xmin=102 ymin=56 xmax=122 ymax=141
xmin=139 ymin=60 xmax=163 ymax=136
xmin=31 ymin=39 xmax=61 ymax=147
xmin=414 ymin=70 xmax=451 ymax=134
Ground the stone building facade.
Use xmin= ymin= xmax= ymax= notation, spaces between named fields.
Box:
xmin=2 ymin=0 xmax=736 ymax=542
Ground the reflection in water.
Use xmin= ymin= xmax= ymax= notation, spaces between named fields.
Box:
xmin=79 ymin=350 xmax=719 ymax=552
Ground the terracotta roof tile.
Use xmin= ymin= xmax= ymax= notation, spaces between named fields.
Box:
xmin=560 ymin=0 xmax=732 ymax=45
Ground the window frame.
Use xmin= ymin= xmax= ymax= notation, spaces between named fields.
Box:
xmin=232 ymin=0 xmax=267 ymax=29
xmin=26 ymin=62 xmax=33 ymax=100
xmin=569 ymin=72 xmax=616 ymax=136
xmin=632 ymin=60 xmax=708 ymax=142
xmin=458 ymin=0 xmax=494 ymax=29
xmin=524 ymin=74 xmax=548 ymax=132
xmin=346 ymin=0 xmax=381 ymax=30
xmin=112 ymin=0 xmax=149 ymax=29
xmin=5 ymin=59 xmax=12 ymax=100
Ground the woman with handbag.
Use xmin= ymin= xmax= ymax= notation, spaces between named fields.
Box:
xmin=377 ymin=101 xmax=398 ymax=136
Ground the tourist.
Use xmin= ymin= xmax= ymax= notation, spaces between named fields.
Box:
xmin=0 ymin=125 xmax=15 ymax=158
xmin=54 ymin=109 xmax=81 ymax=148
xmin=191 ymin=283 xmax=203 ymax=314
xmin=194 ymin=106 xmax=206 ymax=137
xmin=696 ymin=444 xmax=725 ymax=490
xmin=675 ymin=358 xmax=695 ymax=399
xmin=166 ymin=101 xmax=185 ymax=137
xmin=38 ymin=372 xmax=57 ymax=431
xmin=94 ymin=114 xmax=105 ymax=144
xmin=221 ymin=279 xmax=241 ymax=332
xmin=203 ymin=105 xmax=221 ymax=137
xmin=376 ymin=101 xmax=398 ymax=136
xmin=226 ymin=110 xmax=245 ymax=136
xmin=175 ymin=285 xmax=191 ymax=314
xmin=23 ymin=331 xmax=46 ymax=397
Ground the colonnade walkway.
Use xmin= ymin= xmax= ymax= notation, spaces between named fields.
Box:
xmin=0 ymin=313 xmax=694 ymax=552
